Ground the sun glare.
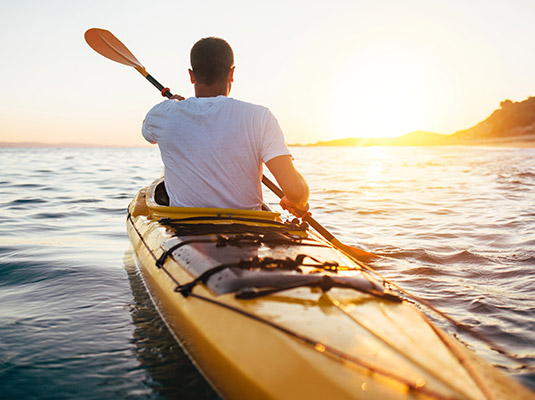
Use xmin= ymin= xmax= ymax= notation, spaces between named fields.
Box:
xmin=327 ymin=42 xmax=439 ymax=140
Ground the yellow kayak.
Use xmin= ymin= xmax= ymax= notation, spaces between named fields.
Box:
xmin=127 ymin=178 xmax=533 ymax=400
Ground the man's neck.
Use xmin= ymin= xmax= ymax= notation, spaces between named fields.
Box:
xmin=194 ymin=82 xmax=230 ymax=98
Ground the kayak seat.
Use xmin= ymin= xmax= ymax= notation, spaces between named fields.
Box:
xmin=154 ymin=179 xmax=273 ymax=212
xmin=154 ymin=180 xmax=170 ymax=206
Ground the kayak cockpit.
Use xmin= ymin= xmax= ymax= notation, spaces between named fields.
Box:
xmin=137 ymin=178 xmax=281 ymax=220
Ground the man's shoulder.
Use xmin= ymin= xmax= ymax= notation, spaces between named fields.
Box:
xmin=226 ymin=97 xmax=272 ymax=115
xmin=147 ymin=99 xmax=176 ymax=115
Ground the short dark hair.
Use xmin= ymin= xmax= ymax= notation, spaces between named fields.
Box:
xmin=190 ymin=37 xmax=234 ymax=86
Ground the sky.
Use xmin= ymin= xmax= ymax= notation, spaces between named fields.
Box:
xmin=1 ymin=0 xmax=535 ymax=146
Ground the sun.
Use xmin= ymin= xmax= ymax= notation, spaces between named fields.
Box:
xmin=327 ymin=43 xmax=437 ymax=140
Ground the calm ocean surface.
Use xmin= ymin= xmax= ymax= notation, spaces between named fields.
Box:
xmin=1 ymin=145 xmax=534 ymax=398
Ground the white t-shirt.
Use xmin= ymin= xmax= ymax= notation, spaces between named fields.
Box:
xmin=142 ymin=96 xmax=291 ymax=210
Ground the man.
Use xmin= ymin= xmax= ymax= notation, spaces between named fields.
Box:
xmin=142 ymin=37 xmax=309 ymax=217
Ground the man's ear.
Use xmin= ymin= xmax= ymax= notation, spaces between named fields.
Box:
xmin=188 ymin=69 xmax=195 ymax=84
xmin=228 ymin=66 xmax=235 ymax=83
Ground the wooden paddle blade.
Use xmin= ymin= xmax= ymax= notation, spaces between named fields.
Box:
xmin=85 ymin=28 xmax=144 ymax=70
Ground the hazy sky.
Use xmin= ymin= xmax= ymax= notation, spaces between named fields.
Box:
xmin=1 ymin=0 xmax=535 ymax=146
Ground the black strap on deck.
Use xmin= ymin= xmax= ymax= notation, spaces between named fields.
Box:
xmin=174 ymin=254 xmax=340 ymax=297
xmin=155 ymin=233 xmax=327 ymax=269
xmin=159 ymin=216 xmax=308 ymax=238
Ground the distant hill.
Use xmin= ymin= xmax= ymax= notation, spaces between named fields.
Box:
xmin=309 ymin=96 xmax=535 ymax=146
xmin=308 ymin=131 xmax=450 ymax=147
xmin=450 ymin=97 xmax=535 ymax=142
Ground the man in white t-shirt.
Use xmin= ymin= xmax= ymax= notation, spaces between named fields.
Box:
xmin=142 ymin=37 xmax=309 ymax=217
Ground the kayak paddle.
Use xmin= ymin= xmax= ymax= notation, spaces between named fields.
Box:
xmin=84 ymin=27 xmax=378 ymax=261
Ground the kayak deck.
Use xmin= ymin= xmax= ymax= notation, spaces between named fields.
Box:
xmin=127 ymin=179 xmax=534 ymax=400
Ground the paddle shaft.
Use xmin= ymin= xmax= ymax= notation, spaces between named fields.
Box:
xmin=130 ymin=65 xmax=173 ymax=98
xmin=144 ymin=71 xmax=173 ymax=98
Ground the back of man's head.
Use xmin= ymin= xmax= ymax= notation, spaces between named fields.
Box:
xmin=190 ymin=37 xmax=234 ymax=86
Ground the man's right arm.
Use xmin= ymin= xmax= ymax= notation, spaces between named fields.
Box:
xmin=265 ymin=155 xmax=310 ymax=217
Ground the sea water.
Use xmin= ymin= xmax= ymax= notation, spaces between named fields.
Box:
xmin=0 ymin=146 xmax=534 ymax=398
